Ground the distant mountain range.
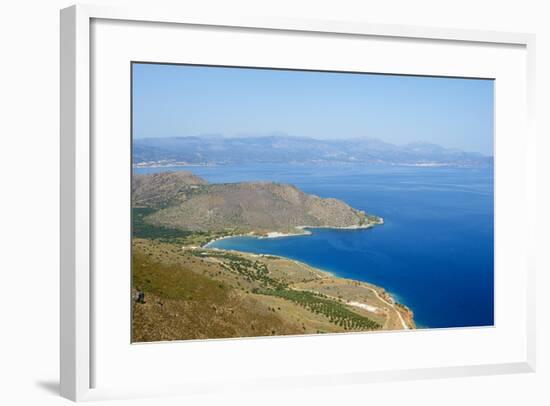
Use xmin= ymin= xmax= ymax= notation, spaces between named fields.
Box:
xmin=133 ymin=135 xmax=492 ymax=167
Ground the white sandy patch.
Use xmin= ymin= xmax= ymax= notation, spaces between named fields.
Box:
xmin=265 ymin=232 xmax=294 ymax=238
xmin=347 ymin=301 xmax=380 ymax=313
xmin=262 ymin=231 xmax=307 ymax=238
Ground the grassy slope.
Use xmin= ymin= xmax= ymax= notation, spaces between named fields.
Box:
xmin=132 ymin=238 xmax=413 ymax=342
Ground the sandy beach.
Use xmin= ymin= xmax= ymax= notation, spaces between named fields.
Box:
xmin=202 ymin=219 xmax=384 ymax=248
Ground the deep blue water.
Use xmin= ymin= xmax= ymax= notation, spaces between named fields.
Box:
xmin=135 ymin=163 xmax=494 ymax=329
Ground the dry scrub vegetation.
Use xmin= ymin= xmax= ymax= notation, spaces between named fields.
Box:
xmin=132 ymin=238 xmax=413 ymax=342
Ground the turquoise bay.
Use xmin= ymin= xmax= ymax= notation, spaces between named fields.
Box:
xmin=135 ymin=163 xmax=494 ymax=329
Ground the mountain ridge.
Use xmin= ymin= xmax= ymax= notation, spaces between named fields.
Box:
xmin=132 ymin=171 xmax=381 ymax=234
xmin=133 ymin=135 xmax=492 ymax=167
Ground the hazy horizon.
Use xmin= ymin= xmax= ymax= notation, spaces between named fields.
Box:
xmin=135 ymin=133 xmax=492 ymax=157
xmin=133 ymin=63 xmax=494 ymax=156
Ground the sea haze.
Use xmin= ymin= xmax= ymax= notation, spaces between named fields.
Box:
xmin=133 ymin=135 xmax=493 ymax=167
xmin=135 ymin=163 xmax=494 ymax=329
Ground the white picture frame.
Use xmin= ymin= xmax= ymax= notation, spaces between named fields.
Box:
xmin=60 ymin=3 xmax=536 ymax=402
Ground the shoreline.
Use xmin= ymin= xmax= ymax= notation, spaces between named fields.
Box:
xmin=192 ymin=244 xmax=413 ymax=330
xmin=202 ymin=219 xmax=383 ymax=248
xmin=192 ymin=218 xmax=414 ymax=330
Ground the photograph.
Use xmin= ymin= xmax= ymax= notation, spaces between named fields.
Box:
xmin=131 ymin=62 xmax=494 ymax=342
xmin=0 ymin=0 xmax=543 ymax=404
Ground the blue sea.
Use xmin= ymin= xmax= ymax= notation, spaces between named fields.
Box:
xmin=135 ymin=163 xmax=494 ymax=329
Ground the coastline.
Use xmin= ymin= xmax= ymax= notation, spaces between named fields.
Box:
xmin=134 ymin=236 xmax=415 ymax=341
xmin=191 ymin=244 xmax=414 ymax=330
xmin=193 ymin=217 xmax=414 ymax=330
xmin=202 ymin=218 xmax=384 ymax=248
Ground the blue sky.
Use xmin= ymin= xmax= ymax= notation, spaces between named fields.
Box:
xmin=132 ymin=63 xmax=494 ymax=156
